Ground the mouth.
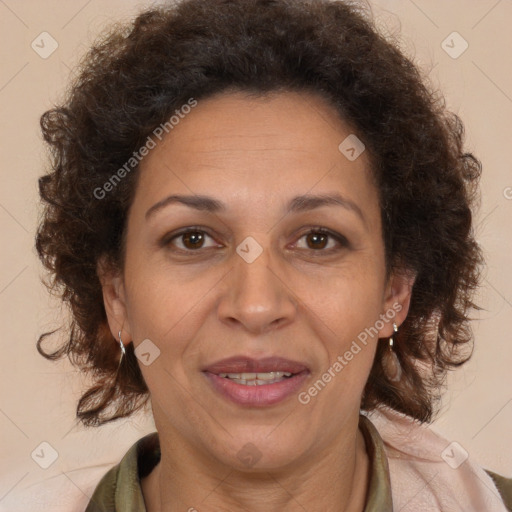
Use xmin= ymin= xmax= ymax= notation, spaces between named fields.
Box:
xmin=203 ymin=355 xmax=309 ymax=375
xmin=202 ymin=356 xmax=310 ymax=406
xmin=216 ymin=371 xmax=294 ymax=386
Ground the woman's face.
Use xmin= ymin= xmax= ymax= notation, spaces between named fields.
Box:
xmin=103 ymin=91 xmax=412 ymax=470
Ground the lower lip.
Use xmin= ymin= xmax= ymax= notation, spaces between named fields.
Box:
xmin=203 ymin=371 xmax=310 ymax=407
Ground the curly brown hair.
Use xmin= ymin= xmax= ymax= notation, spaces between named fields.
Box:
xmin=36 ymin=0 xmax=483 ymax=427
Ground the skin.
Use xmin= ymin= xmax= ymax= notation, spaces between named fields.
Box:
xmin=100 ymin=91 xmax=414 ymax=512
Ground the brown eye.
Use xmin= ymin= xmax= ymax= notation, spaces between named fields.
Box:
xmin=163 ymin=229 xmax=219 ymax=252
xmin=305 ymin=232 xmax=329 ymax=250
xmin=181 ymin=231 xmax=205 ymax=249
xmin=294 ymin=228 xmax=349 ymax=253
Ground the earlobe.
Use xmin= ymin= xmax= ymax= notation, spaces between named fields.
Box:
xmin=97 ymin=257 xmax=131 ymax=342
xmin=379 ymin=268 xmax=416 ymax=337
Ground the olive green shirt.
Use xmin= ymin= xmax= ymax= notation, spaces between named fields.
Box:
xmin=85 ymin=415 xmax=512 ymax=511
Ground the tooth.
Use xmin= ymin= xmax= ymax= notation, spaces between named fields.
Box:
xmin=257 ymin=372 xmax=286 ymax=380
xmin=256 ymin=372 xmax=275 ymax=380
xmin=218 ymin=371 xmax=295 ymax=384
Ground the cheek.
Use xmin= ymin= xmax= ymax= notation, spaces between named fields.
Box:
xmin=299 ymin=258 xmax=386 ymax=330
xmin=297 ymin=263 xmax=385 ymax=382
xmin=301 ymin=276 xmax=383 ymax=398
xmin=122 ymin=253 xmax=226 ymax=357
xmin=124 ymin=247 xmax=386 ymax=343
xmin=125 ymin=273 xmax=199 ymax=339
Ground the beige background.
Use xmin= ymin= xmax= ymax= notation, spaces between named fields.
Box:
xmin=1 ymin=0 xmax=511 ymax=509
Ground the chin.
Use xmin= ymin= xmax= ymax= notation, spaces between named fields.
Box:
xmin=211 ymin=433 xmax=307 ymax=473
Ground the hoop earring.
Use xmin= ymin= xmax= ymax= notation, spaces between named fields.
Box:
xmin=118 ymin=330 xmax=126 ymax=367
xmin=382 ymin=322 xmax=402 ymax=382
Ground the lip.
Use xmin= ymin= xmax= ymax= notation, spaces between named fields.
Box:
xmin=202 ymin=355 xmax=310 ymax=407
xmin=203 ymin=370 xmax=310 ymax=407
xmin=203 ymin=356 xmax=309 ymax=374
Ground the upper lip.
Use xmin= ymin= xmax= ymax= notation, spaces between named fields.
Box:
xmin=203 ymin=356 xmax=309 ymax=374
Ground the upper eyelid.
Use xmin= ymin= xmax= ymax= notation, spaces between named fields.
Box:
xmin=161 ymin=227 xmax=221 ymax=248
xmin=293 ymin=228 xmax=349 ymax=250
xmin=164 ymin=226 xmax=348 ymax=250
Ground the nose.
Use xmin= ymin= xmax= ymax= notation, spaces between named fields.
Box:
xmin=217 ymin=243 xmax=297 ymax=335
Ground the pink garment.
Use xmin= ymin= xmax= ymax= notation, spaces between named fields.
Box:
xmin=2 ymin=408 xmax=507 ymax=511
xmin=368 ymin=406 xmax=509 ymax=511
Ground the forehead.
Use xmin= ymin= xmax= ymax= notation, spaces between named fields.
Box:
xmin=147 ymin=91 xmax=362 ymax=162
xmin=134 ymin=91 xmax=379 ymax=223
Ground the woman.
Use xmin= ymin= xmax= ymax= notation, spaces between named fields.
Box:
xmin=36 ymin=0 xmax=511 ymax=510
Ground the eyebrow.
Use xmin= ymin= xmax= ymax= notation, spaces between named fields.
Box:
xmin=145 ymin=192 xmax=365 ymax=223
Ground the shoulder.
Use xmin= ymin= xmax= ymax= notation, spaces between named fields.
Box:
xmin=366 ymin=407 xmax=511 ymax=511
xmin=85 ymin=432 xmax=160 ymax=512
xmin=85 ymin=464 xmax=118 ymax=512
xmin=486 ymin=470 xmax=512 ymax=511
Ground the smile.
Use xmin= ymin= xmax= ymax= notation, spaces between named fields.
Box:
xmin=218 ymin=371 xmax=293 ymax=385
xmin=203 ymin=369 xmax=309 ymax=406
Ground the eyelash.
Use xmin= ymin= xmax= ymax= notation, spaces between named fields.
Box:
xmin=161 ymin=226 xmax=349 ymax=255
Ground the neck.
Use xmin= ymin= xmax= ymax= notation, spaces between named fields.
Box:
xmin=142 ymin=415 xmax=370 ymax=512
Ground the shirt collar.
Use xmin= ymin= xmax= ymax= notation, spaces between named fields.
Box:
xmin=86 ymin=414 xmax=393 ymax=511
xmin=359 ymin=413 xmax=394 ymax=511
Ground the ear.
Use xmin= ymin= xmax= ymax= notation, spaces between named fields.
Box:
xmin=378 ymin=267 xmax=416 ymax=338
xmin=97 ymin=256 xmax=132 ymax=348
